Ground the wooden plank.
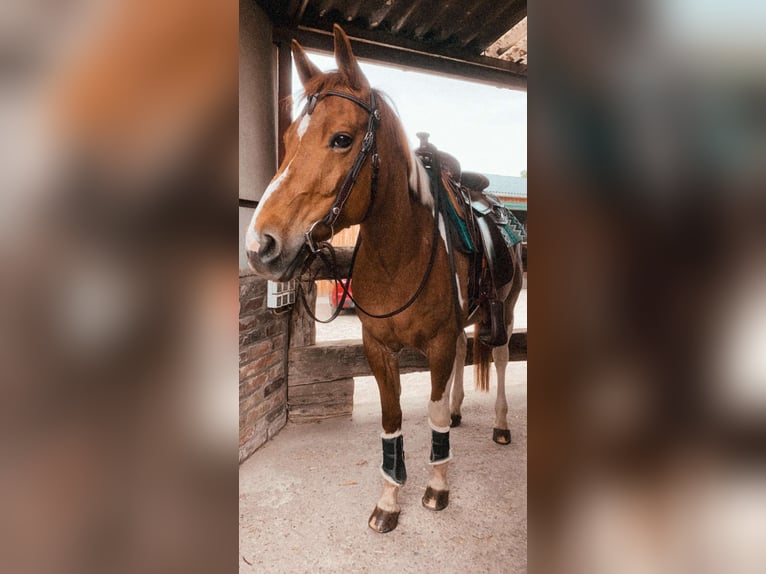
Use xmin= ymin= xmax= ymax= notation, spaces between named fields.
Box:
xmin=287 ymin=330 xmax=527 ymax=386
xmin=288 ymin=377 xmax=354 ymax=422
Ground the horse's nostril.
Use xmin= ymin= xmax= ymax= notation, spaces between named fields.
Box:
xmin=258 ymin=233 xmax=280 ymax=263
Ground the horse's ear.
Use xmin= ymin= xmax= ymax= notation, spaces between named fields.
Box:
xmin=292 ymin=39 xmax=321 ymax=86
xmin=333 ymin=24 xmax=368 ymax=91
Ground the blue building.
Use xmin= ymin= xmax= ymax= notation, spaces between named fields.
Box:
xmin=486 ymin=174 xmax=527 ymax=227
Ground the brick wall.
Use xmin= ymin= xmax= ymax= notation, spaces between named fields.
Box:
xmin=239 ymin=273 xmax=289 ymax=462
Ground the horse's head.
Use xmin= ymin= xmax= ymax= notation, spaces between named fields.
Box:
xmin=246 ymin=25 xmax=379 ymax=280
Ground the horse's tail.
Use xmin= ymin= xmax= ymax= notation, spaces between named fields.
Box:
xmin=473 ymin=325 xmax=492 ymax=392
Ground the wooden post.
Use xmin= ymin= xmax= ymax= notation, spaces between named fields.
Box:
xmin=276 ymin=40 xmax=292 ymax=165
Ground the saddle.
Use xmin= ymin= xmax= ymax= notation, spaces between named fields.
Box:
xmin=414 ymin=133 xmax=524 ymax=346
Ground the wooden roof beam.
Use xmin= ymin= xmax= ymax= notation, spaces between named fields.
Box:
xmin=274 ymin=25 xmax=527 ymax=90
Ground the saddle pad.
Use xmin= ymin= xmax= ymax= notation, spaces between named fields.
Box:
xmin=439 ymin=170 xmax=476 ymax=252
xmin=497 ymin=208 xmax=526 ymax=246
xmin=422 ymin=157 xmax=525 ymax=252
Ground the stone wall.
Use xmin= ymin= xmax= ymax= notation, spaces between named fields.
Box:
xmin=238 ymin=273 xmax=288 ymax=462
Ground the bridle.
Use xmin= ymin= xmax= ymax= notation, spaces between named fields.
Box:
xmin=302 ymin=89 xmax=381 ymax=253
xmin=294 ymin=88 xmax=448 ymax=325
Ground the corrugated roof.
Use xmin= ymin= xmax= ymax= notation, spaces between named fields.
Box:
xmin=254 ymin=0 xmax=527 ymax=85
xmin=487 ymin=174 xmax=527 ymax=198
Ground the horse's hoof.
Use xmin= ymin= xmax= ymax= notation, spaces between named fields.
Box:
xmin=493 ymin=428 xmax=511 ymax=445
xmin=450 ymin=414 xmax=462 ymax=427
xmin=368 ymin=506 xmax=400 ymax=533
xmin=422 ymin=486 xmax=449 ymax=511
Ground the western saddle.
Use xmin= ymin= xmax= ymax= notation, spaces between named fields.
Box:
xmin=414 ymin=133 xmax=524 ymax=347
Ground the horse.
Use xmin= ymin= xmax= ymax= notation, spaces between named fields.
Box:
xmin=245 ymin=25 xmax=523 ymax=533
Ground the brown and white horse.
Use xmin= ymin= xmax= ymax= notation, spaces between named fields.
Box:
xmin=246 ymin=25 xmax=523 ymax=533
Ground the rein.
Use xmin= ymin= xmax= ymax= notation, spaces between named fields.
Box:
xmin=298 ymin=194 xmax=442 ymax=324
xmin=295 ymin=89 xmax=443 ymax=324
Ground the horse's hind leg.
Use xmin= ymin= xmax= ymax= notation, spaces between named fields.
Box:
xmin=423 ymin=335 xmax=458 ymax=511
xmin=492 ymin=342 xmax=512 ymax=444
xmin=493 ymin=292 xmax=517 ymax=445
xmin=449 ymin=331 xmax=467 ymax=427
xmin=363 ymin=332 xmax=406 ymax=533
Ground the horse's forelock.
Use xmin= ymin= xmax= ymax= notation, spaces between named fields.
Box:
xmin=300 ymin=71 xmax=356 ymax=99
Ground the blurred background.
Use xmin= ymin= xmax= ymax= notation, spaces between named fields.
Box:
xmin=0 ymin=0 xmax=238 ymax=572
xmin=530 ymin=1 xmax=766 ymax=573
xmin=2 ymin=0 xmax=766 ymax=572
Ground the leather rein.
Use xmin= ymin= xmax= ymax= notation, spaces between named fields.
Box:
xmin=296 ymin=89 xmax=443 ymax=324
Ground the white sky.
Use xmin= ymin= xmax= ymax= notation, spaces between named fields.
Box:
xmin=292 ymin=52 xmax=527 ymax=177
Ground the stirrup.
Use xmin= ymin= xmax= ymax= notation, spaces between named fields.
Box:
xmin=478 ymin=300 xmax=508 ymax=347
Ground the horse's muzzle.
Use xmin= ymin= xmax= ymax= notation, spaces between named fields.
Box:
xmin=246 ymin=242 xmax=305 ymax=282
xmin=246 ymin=229 xmax=283 ymax=278
xmin=247 ymin=230 xmax=280 ymax=263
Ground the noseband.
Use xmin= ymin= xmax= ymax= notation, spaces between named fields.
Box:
xmin=302 ymin=90 xmax=381 ymax=253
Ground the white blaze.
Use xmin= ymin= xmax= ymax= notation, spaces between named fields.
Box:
xmin=297 ymin=114 xmax=310 ymax=139
xmin=245 ymin=162 xmax=292 ymax=252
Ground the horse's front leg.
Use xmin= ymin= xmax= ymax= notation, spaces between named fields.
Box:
xmin=423 ymin=334 xmax=458 ymax=511
xmin=449 ymin=331 xmax=467 ymax=427
xmin=363 ymin=331 xmax=405 ymax=533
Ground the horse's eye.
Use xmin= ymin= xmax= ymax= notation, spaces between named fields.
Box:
xmin=330 ymin=133 xmax=353 ymax=149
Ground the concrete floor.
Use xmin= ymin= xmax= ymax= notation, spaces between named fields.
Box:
xmin=239 ymin=366 xmax=526 ymax=573
xmin=239 ymin=289 xmax=527 ymax=573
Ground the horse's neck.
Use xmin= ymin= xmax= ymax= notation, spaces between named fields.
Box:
xmin=358 ymin=162 xmax=432 ymax=277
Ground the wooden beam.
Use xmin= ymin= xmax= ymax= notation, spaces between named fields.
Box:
xmin=288 ymin=377 xmax=354 ymax=422
xmin=287 ymin=330 xmax=527 ymax=386
xmin=273 ymin=26 xmax=526 ymax=90
xmin=239 ymin=198 xmax=259 ymax=209
xmin=276 ymin=39 xmax=293 ymax=165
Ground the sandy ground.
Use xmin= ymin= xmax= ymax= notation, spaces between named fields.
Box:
xmin=239 ymin=290 xmax=527 ymax=573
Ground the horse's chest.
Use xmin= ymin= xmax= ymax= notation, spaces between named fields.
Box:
xmin=360 ymin=312 xmax=438 ymax=354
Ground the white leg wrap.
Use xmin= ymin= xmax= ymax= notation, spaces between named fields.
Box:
xmin=429 ymin=419 xmax=451 ymax=434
